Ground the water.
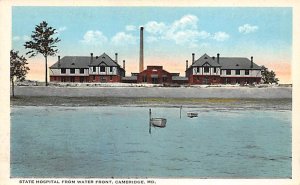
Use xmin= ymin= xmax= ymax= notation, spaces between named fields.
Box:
xmin=11 ymin=106 xmax=291 ymax=178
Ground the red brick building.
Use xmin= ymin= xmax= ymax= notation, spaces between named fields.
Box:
xmin=136 ymin=66 xmax=174 ymax=84
xmin=49 ymin=53 xmax=125 ymax=83
xmin=186 ymin=53 xmax=262 ymax=85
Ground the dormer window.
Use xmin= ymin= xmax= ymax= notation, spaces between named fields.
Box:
xmin=204 ymin=57 xmax=208 ymax=59
xmin=102 ymin=56 xmax=105 ymax=59
xmin=236 ymin=64 xmax=239 ymax=66
xmin=71 ymin=62 xmax=75 ymax=65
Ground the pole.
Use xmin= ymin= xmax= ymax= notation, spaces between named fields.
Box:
xmin=149 ymin=109 xmax=152 ymax=134
xmin=180 ymin=106 xmax=182 ymax=119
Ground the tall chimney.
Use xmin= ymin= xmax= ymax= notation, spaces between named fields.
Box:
xmin=115 ymin=53 xmax=118 ymax=64
xmin=186 ymin=60 xmax=188 ymax=70
xmin=251 ymin=56 xmax=253 ymax=68
xmin=58 ymin=56 xmax=61 ymax=67
xmin=192 ymin=53 xmax=195 ymax=64
xmin=217 ymin=53 xmax=220 ymax=64
xmin=139 ymin=27 xmax=144 ymax=72
xmin=123 ymin=60 xmax=125 ymax=70
xmin=90 ymin=53 xmax=93 ymax=65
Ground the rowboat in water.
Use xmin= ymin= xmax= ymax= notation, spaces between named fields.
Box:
xmin=149 ymin=109 xmax=167 ymax=134
xmin=150 ymin=118 xmax=167 ymax=128
xmin=187 ymin=112 xmax=198 ymax=118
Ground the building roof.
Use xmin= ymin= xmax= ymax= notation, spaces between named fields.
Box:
xmin=219 ymin=57 xmax=261 ymax=70
xmin=50 ymin=56 xmax=90 ymax=69
xmin=50 ymin=53 xmax=122 ymax=69
xmin=189 ymin=54 xmax=261 ymax=70
xmin=192 ymin=53 xmax=221 ymax=67
xmin=89 ymin=53 xmax=119 ymax=67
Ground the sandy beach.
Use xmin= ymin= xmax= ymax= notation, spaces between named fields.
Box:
xmin=11 ymin=86 xmax=292 ymax=109
xmin=13 ymin=86 xmax=292 ymax=98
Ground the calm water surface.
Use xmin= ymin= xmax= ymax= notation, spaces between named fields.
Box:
xmin=11 ymin=106 xmax=291 ymax=178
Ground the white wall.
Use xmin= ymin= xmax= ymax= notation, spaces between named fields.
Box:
xmin=89 ymin=66 xmax=118 ymax=75
xmin=220 ymin=69 xmax=261 ymax=77
xmin=192 ymin=67 xmax=221 ymax=75
xmin=49 ymin=68 xmax=89 ymax=76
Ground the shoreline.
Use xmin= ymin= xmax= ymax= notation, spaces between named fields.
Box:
xmin=11 ymin=96 xmax=292 ymax=110
xmin=12 ymin=86 xmax=292 ymax=99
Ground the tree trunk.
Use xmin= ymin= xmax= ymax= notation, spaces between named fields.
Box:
xmin=11 ymin=78 xmax=15 ymax=97
xmin=45 ymin=56 xmax=48 ymax=86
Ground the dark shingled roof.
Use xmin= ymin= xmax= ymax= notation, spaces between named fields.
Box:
xmin=219 ymin=57 xmax=261 ymax=70
xmin=89 ymin=53 xmax=119 ymax=67
xmin=192 ymin=53 xmax=221 ymax=67
xmin=50 ymin=53 xmax=121 ymax=69
xmin=189 ymin=54 xmax=261 ymax=70
xmin=50 ymin=56 xmax=90 ymax=69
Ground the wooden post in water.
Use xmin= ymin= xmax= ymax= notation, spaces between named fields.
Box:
xmin=149 ymin=109 xmax=152 ymax=134
xmin=180 ymin=106 xmax=182 ymax=119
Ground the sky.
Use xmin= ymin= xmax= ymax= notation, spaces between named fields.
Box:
xmin=12 ymin=7 xmax=292 ymax=83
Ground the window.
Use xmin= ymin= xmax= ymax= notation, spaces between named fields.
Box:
xmin=226 ymin=70 xmax=231 ymax=75
xmin=93 ymin=76 xmax=96 ymax=80
xmin=61 ymin=68 xmax=66 ymax=74
xmin=80 ymin=69 xmax=84 ymax=74
xmin=143 ymin=75 xmax=147 ymax=82
xmin=61 ymin=77 xmax=66 ymax=82
xmin=70 ymin=77 xmax=75 ymax=82
xmin=110 ymin=76 xmax=113 ymax=80
xmin=245 ymin=70 xmax=249 ymax=75
xmin=236 ymin=69 xmax=240 ymax=75
xmin=93 ymin=66 xmax=96 ymax=72
xmin=100 ymin=66 xmax=105 ymax=72
xmin=163 ymin=77 xmax=168 ymax=82
xmin=70 ymin=69 xmax=75 ymax=74
xmin=204 ymin=67 xmax=209 ymax=73
xmin=110 ymin=67 xmax=113 ymax=72
xmin=196 ymin=67 xmax=199 ymax=73
xmin=214 ymin=67 xmax=217 ymax=73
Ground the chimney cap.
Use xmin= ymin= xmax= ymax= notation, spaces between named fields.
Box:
xmin=192 ymin=53 xmax=195 ymax=55
xmin=217 ymin=53 xmax=220 ymax=56
xmin=140 ymin=26 xmax=144 ymax=30
xmin=90 ymin=53 xmax=93 ymax=56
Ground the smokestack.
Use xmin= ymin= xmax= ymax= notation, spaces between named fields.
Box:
xmin=139 ymin=27 xmax=144 ymax=72
xmin=217 ymin=53 xmax=220 ymax=64
xmin=58 ymin=56 xmax=61 ymax=67
xmin=123 ymin=60 xmax=125 ymax=70
xmin=186 ymin=60 xmax=188 ymax=70
xmin=251 ymin=56 xmax=253 ymax=68
xmin=90 ymin=53 xmax=93 ymax=65
xmin=192 ymin=53 xmax=195 ymax=64
xmin=115 ymin=53 xmax=118 ymax=64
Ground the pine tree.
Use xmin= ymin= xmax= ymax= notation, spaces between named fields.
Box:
xmin=261 ymin=65 xmax=279 ymax=84
xmin=10 ymin=50 xmax=30 ymax=97
xmin=24 ymin=21 xmax=60 ymax=86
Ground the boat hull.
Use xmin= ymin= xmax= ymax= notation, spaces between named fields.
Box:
xmin=187 ymin=112 xmax=198 ymax=118
xmin=151 ymin=118 xmax=167 ymax=127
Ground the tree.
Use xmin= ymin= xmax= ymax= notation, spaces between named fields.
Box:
xmin=261 ymin=65 xmax=279 ymax=84
xmin=24 ymin=21 xmax=60 ymax=86
xmin=10 ymin=50 xmax=30 ymax=97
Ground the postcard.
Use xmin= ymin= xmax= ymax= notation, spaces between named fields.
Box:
xmin=1 ymin=1 xmax=299 ymax=185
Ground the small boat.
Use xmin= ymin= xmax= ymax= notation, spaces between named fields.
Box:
xmin=150 ymin=118 xmax=167 ymax=128
xmin=149 ymin=109 xmax=167 ymax=134
xmin=187 ymin=112 xmax=198 ymax=118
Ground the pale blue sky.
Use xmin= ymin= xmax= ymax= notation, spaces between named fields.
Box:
xmin=12 ymin=7 xmax=292 ymax=81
